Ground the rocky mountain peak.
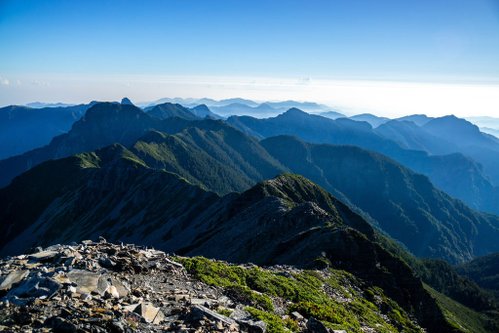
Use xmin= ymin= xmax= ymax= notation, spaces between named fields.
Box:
xmin=121 ymin=97 xmax=134 ymax=105
xmin=279 ymin=107 xmax=309 ymax=118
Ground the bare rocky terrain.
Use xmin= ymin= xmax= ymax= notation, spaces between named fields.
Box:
xmin=0 ymin=239 xmax=268 ymax=332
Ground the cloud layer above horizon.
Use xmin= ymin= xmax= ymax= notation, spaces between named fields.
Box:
xmin=0 ymin=74 xmax=498 ymax=118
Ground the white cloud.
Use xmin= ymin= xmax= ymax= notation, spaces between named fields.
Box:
xmin=0 ymin=76 xmax=10 ymax=86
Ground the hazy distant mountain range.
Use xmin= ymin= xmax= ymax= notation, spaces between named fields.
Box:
xmin=140 ymin=97 xmax=339 ymax=117
xmin=2 ymin=98 xmax=499 ymax=331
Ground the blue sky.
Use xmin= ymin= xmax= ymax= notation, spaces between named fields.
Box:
xmin=1 ymin=0 xmax=499 ymax=116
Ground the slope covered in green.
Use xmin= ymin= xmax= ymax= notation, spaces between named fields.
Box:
xmin=0 ymin=102 xmax=201 ymax=187
xmin=181 ymin=257 xmax=424 ymax=332
xmin=131 ymin=126 xmax=285 ymax=195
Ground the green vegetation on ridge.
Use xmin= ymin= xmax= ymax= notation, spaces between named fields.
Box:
xmin=180 ymin=256 xmax=423 ymax=332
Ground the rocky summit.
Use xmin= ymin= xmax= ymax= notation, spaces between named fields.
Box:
xmin=0 ymin=239 xmax=424 ymax=333
xmin=0 ymin=240 xmax=256 ymax=332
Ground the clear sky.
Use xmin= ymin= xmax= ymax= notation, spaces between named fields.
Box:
xmin=1 ymin=0 xmax=499 ymax=117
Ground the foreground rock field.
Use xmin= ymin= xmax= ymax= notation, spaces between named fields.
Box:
xmin=0 ymin=239 xmax=422 ymax=332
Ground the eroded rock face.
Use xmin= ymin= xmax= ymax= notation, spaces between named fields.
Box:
xmin=0 ymin=240 xmax=252 ymax=332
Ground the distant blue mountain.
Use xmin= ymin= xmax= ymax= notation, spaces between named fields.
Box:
xmin=0 ymin=102 xmax=95 ymax=159
xmin=26 ymin=102 xmax=75 ymax=108
xmin=349 ymin=113 xmax=390 ymax=128
xmin=146 ymin=102 xmax=200 ymax=120
xmin=423 ymin=116 xmax=499 ymax=186
xmin=465 ymin=116 xmax=499 ymax=132
xmin=189 ymin=104 xmax=222 ymax=119
xmin=265 ymin=100 xmax=330 ymax=112
xmin=318 ymin=110 xmax=346 ymax=119
xmin=377 ymin=115 xmax=499 ymax=186
xmin=376 ymin=120 xmax=454 ymax=155
xmin=214 ymin=98 xmax=259 ymax=107
xmin=142 ymin=97 xmax=334 ymax=117
xmin=396 ymin=114 xmax=433 ymax=126
xmin=211 ymin=102 xmax=279 ymax=117
xmin=121 ymin=97 xmax=134 ymax=105
xmin=481 ymin=127 xmax=499 ymax=139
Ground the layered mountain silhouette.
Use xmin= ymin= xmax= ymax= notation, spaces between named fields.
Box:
xmin=211 ymin=102 xmax=279 ymax=117
xmin=130 ymin=126 xmax=284 ymax=195
xmin=395 ymin=114 xmax=433 ymax=126
xmin=227 ymin=109 xmax=499 ymax=215
xmin=2 ymin=103 xmax=499 ymax=265
xmin=375 ymin=120 xmax=453 ymax=154
xmin=317 ymin=110 xmax=346 ymax=119
xmin=466 ymin=116 xmax=499 ymax=138
xmin=349 ymin=113 xmax=390 ymax=127
xmin=378 ymin=115 xmax=499 ymax=186
xmin=189 ymin=104 xmax=222 ymax=119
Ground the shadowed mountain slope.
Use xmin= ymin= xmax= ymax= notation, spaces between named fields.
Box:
xmin=261 ymin=135 xmax=499 ymax=263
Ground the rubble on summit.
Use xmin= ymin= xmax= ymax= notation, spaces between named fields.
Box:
xmin=0 ymin=239 xmax=269 ymax=332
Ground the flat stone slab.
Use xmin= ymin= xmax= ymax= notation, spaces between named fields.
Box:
xmin=191 ymin=305 xmax=235 ymax=326
xmin=124 ymin=302 xmax=164 ymax=324
xmin=0 ymin=270 xmax=29 ymax=291
xmin=28 ymin=250 xmax=59 ymax=261
xmin=66 ymin=269 xmax=108 ymax=295
xmin=110 ymin=277 xmax=129 ymax=297
xmin=8 ymin=276 xmax=61 ymax=299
